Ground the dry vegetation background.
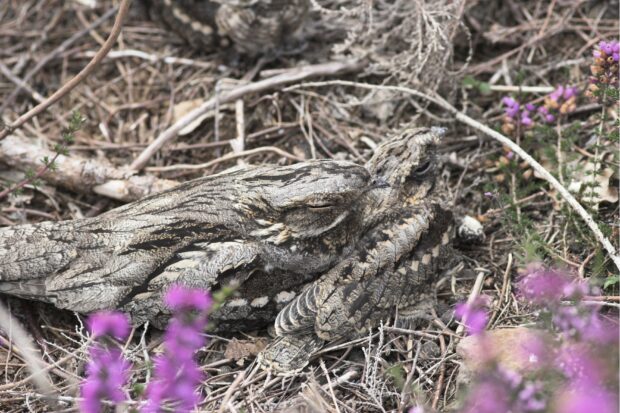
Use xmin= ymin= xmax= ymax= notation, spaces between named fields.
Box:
xmin=0 ymin=0 xmax=618 ymax=412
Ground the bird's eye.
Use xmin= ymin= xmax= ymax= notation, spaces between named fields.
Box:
xmin=307 ymin=203 xmax=334 ymax=210
xmin=412 ymin=160 xmax=432 ymax=176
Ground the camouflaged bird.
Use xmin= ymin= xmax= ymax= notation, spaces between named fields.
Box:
xmin=258 ymin=128 xmax=454 ymax=373
xmin=0 ymin=127 xmax=452 ymax=374
xmin=145 ymin=0 xmax=309 ymax=54
xmin=0 ymin=161 xmax=377 ymax=327
xmin=0 ymin=127 xmax=440 ymax=325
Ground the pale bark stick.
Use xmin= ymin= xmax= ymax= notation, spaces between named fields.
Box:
xmin=0 ymin=135 xmax=177 ymax=202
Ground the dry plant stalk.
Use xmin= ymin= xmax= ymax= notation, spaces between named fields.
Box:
xmin=0 ymin=302 xmax=56 ymax=405
xmin=0 ymin=135 xmax=177 ymax=202
xmin=322 ymin=0 xmax=467 ymax=88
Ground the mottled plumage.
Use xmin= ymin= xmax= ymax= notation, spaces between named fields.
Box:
xmin=258 ymin=128 xmax=454 ymax=373
xmin=0 ymin=127 xmax=453 ymax=374
xmin=0 ymin=161 xmax=372 ymax=327
xmin=146 ymin=0 xmax=309 ymax=54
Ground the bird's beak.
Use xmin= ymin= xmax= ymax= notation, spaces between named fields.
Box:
xmin=369 ymin=177 xmax=390 ymax=189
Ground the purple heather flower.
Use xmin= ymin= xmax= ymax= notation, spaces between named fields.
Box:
xmin=553 ymin=341 xmax=619 ymax=413
xmin=562 ymin=86 xmax=578 ymax=100
xmin=520 ymin=113 xmax=533 ymax=126
xmin=461 ymin=367 xmax=546 ymax=413
xmin=543 ymin=85 xmax=579 ymax=115
xmin=483 ymin=191 xmax=494 ymax=198
xmin=580 ymin=314 xmax=620 ymax=345
xmin=455 ymin=296 xmax=489 ymax=335
xmin=502 ymin=96 xmax=521 ymax=118
xmin=601 ymin=41 xmax=613 ymax=55
xmin=501 ymin=96 xmax=517 ymax=107
xmin=81 ymin=346 xmax=131 ymax=413
xmin=549 ymin=85 xmax=564 ymax=102
xmin=555 ymin=385 xmax=618 ymax=413
xmin=81 ymin=311 xmax=132 ymax=413
xmin=557 ymin=343 xmax=605 ymax=387
xmin=501 ymin=96 xmax=539 ymax=128
xmin=164 ymin=284 xmax=213 ymax=312
xmin=517 ymin=268 xmax=574 ymax=305
xmin=537 ymin=106 xmax=555 ymax=123
xmin=461 ymin=379 xmax=512 ymax=413
xmin=143 ymin=286 xmax=212 ymax=413
xmin=548 ymin=85 xmax=578 ymax=103
xmin=588 ymin=40 xmax=620 ymax=94
xmin=87 ymin=311 xmax=131 ymax=341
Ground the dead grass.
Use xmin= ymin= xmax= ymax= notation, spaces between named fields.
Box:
xmin=0 ymin=0 xmax=618 ymax=411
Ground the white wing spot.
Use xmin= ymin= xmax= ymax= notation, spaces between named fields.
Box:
xmin=275 ymin=291 xmax=296 ymax=304
xmin=422 ymin=254 xmax=431 ymax=265
xmin=227 ymin=298 xmax=248 ymax=307
xmin=251 ymin=296 xmax=269 ymax=308
xmin=442 ymin=232 xmax=450 ymax=245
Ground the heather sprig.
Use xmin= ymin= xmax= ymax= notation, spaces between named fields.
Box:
xmin=143 ymin=285 xmax=213 ymax=413
xmin=539 ymin=85 xmax=579 ymax=123
xmin=500 ymin=84 xmax=579 ymax=135
xmin=460 ymin=367 xmax=546 ymax=413
xmin=501 ymin=97 xmax=536 ymax=135
xmin=454 ymin=296 xmax=490 ymax=335
xmin=0 ymin=110 xmax=84 ymax=199
xmin=457 ymin=267 xmax=619 ymax=413
xmin=587 ymin=40 xmax=620 ymax=99
xmin=517 ymin=267 xmax=619 ymax=344
xmin=80 ymin=312 xmax=132 ymax=413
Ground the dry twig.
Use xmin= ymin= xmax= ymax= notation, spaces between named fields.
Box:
xmin=0 ymin=135 xmax=177 ymax=202
xmin=0 ymin=0 xmax=131 ymax=140
xmin=0 ymin=302 xmax=56 ymax=405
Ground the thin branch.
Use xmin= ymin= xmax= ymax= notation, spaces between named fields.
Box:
xmin=0 ymin=135 xmax=177 ymax=202
xmin=0 ymin=0 xmax=131 ymax=140
xmin=144 ymin=146 xmax=304 ymax=173
xmin=284 ymin=80 xmax=620 ymax=271
xmin=0 ymin=6 xmax=118 ymax=114
xmin=77 ymin=49 xmax=214 ymax=69
xmin=0 ymin=151 xmax=60 ymax=200
xmin=130 ymin=59 xmax=366 ymax=171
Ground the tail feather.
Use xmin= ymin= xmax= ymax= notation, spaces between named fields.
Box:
xmin=0 ymin=278 xmax=51 ymax=302
xmin=0 ymin=221 xmax=78 ymax=282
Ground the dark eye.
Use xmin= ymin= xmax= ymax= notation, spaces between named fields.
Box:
xmin=412 ymin=160 xmax=432 ymax=176
xmin=307 ymin=203 xmax=335 ymax=210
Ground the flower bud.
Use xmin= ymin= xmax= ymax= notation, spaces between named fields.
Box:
xmin=590 ymin=65 xmax=603 ymax=75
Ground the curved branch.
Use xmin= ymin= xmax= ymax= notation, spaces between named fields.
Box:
xmin=0 ymin=0 xmax=132 ymax=140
